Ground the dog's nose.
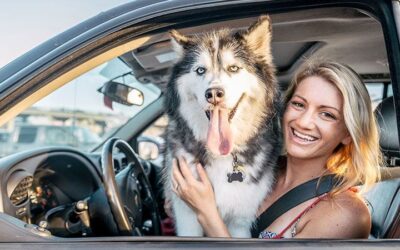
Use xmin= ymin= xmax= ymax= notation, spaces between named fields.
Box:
xmin=205 ymin=88 xmax=225 ymax=105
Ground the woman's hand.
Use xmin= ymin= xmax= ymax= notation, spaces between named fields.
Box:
xmin=172 ymin=157 xmax=217 ymax=216
xmin=172 ymin=156 xmax=231 ymax=237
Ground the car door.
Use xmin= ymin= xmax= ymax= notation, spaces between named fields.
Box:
xmin=0 ymin=0 xmax=399 ymax=249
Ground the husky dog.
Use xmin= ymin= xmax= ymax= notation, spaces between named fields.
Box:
xmin=163 ymin=16 xmax=281 ymax=237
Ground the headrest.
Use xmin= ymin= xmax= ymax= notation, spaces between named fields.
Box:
xmin=375 ymin=96 xmax=400 ymax=158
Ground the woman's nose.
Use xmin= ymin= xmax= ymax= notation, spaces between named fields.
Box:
xmin=295 ymin=110 xmax=315 ymax=129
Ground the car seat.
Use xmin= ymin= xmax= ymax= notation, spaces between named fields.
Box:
xmin=365 ymin=96 xmax=400 ymax=238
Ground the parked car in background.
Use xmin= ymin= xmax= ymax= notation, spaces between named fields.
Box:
xmin=0 ymin=0 xmax=399 ymax=249
xmin=4 ymin=124 xmax=101 ymax=154
xmin=0 ymin=130 xmax=9 ymax=143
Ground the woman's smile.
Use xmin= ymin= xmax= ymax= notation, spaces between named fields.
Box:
xmin=290 ymin=127 xmax=319 ymax=144
xmin=283 ymin=76 xmax=350 ymax=160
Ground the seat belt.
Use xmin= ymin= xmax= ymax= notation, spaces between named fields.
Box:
xmin=251 ymin=174 xmax=337 ymax=237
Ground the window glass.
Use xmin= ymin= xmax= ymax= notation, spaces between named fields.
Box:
xmin=0 ymin=58 xmax=161 ymax=157
xmin=45 ymin=127 xmax=75 ymax=145
xmin=138 ymin=115 xmax=168 ymax=163
xmin=365 ymin=82 xmax=394 ymax=109
xmin=365 ymin=83 xmax=385 ymax=109
xmin=17 ymin=127 xmax=38 ymax=143
xmin=0 ymin=132 xmax=9 ymax=143
xmin=387 ymin=84 xmax=393 ymax=98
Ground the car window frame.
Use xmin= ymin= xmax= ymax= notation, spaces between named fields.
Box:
xmin=0 ymin=0 xmax=398 ymax=246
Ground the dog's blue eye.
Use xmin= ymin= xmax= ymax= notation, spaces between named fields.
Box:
xmin=195 ymin=67 xmax=206 ymax=75
xmin=228 ymin=65 xmax=240 ymax=73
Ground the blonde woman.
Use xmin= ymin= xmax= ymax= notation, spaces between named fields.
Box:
xmin=171 ymin=60 xmax=383 ymax=238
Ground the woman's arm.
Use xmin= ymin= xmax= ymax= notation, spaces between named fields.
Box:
xmin=172 ymin=157 xmax=231 ymax=237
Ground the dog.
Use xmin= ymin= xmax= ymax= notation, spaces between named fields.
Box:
xmin=163 ymin=15 xmax=281 ymax=238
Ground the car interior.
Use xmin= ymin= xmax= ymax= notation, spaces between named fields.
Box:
xmin=0 ymin=4 xmax=399 ymax=242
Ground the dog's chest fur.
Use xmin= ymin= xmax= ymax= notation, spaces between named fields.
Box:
xmin=206 ymin=155 xmax=275 ymax=221
xmin=166 ymin=119 xmax=280 ymax=228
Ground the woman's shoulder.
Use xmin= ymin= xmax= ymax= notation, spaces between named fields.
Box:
xmin=328 ymin=190 xmax=371 ymax=226
xmin=296 ymin=189 xmax=371 ymax=238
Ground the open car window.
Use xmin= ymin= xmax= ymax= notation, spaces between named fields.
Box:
xmin=0 ymin=58 xmax=161 ymax=157
xmin=366 ymin=82 xmax=393 ymax=109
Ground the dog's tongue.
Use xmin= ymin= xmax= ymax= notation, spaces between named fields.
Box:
xmin=206 ymin=107 xmax=233 ymax=155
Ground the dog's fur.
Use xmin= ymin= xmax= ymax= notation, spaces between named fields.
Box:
xmin=163 ymin=16 xmax=281 ymax=237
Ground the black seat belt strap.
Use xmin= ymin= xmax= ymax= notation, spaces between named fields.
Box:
xmin=251 ymin=174 xmax=337 ymax=237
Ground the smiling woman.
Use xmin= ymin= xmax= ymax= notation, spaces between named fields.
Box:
xmin=284 ymin=61 xmax=382 ymax=193
xmin=284 ymin=76 xmax=352 ymax=161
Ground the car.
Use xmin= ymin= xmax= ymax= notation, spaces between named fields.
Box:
xmin=0 ymin=0 xmax=399 ymax=249
xmin=0 ymin=124 xmax=102 ymax=156
xmin=0 ymin=130 xmax=9 ymax=142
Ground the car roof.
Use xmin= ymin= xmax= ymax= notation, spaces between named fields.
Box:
xmin=119 ymin=6 xmax=388 ymax=89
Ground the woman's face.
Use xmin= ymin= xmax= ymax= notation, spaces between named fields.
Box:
xmin=283 ymin=76 xmax=351 ymax=161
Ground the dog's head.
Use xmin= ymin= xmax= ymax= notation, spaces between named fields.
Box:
xmin=169 ymin=15 xmax=277 ymax=156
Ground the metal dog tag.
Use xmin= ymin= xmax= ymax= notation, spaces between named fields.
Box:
xmin=227 ymin=170 xmax=244 ymax=183
xmin=227 ymin=154 xmax=246 ymax=183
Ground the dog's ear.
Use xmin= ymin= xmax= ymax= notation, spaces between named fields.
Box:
xmin=243 ymin=15 xmax=272 ymax=64
xmin=170 ymin=29 xmax=192 ymax=58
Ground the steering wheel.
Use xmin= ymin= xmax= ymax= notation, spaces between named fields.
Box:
xmin=101 ymin=138 xmax=161 ymax=236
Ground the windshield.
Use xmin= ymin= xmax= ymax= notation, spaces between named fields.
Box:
xmin=0 ymin=58 xmax=161 ymax=157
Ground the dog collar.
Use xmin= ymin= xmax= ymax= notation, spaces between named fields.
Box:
xmin=227 ymin=153 xmax=246 ymax=183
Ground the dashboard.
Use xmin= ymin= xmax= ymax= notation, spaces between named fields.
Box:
xmin=0 ymin=148 xmax=116 ymax=236
xmin=28 ymin=154 xmax=101 ymax=225
xmin=1 ymin=149 xmax=102 ymax=220
xmin=0 ymin=145 xmax=160 ymax=238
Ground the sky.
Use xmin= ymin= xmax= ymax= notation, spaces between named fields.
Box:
xmin=0 ymin=0 xmax=164 ymax=117
xmin=0 ymin=0 xmax=132 ymax=68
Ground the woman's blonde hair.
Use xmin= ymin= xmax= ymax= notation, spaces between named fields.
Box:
xmin=285 ymin=60 xmax=383 ymax=194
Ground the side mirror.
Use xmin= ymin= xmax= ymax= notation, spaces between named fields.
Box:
xmin=98 ymin=79 xmax=144 ymax=106
xmin=137 ymin=135 xmax=165 ymax=161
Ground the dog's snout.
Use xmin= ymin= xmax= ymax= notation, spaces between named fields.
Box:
xmin=205 ymin=88 xmax=225 ymax=105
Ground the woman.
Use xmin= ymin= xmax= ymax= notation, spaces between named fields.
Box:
xmin=170 ymin=60 xmax=383 ymax=238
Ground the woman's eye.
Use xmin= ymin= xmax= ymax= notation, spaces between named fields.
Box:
xmin=195 ymin=67 xmax=206 ymax=75
xmin=228 ymin=65 xmax=240 ymax=73
xmin=290 ymin=101 xmax=304 ymax=109
xmin=321 ymin=112 xmax=337 ymax=120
